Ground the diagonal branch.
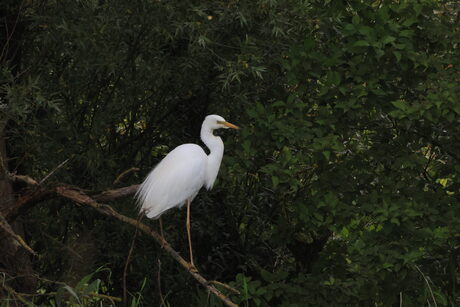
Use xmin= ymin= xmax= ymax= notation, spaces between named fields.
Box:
xmin=55 ymin=186 xmax=238 ymax=307
xmin=0 ymin=283 xmax=35 ymax=307
xmin=8 ymin=174 xmax=38 ymax=186
xmin=3 ymin=186 xmax=52 ymax=221
xmin=38 ymin=157 xmax=72 ymax=185
xmin=0 ymin=212 xmax=36 ymax=255
xmin=4 ymin=178 xmax=239 ymax=306
xmin=93 ymin=184 xmax=139 ymax=202
xmin=113 ymin=167 xmax=140 ymax=185
xmin=4 ymin=180 xmax=138 ymax=222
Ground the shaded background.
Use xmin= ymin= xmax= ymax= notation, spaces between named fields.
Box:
xmin=1 ymin=0 xmax=459 ymax=306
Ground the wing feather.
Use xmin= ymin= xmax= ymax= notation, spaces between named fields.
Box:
xmin=135 ymin=144 xmax=207 ymax=219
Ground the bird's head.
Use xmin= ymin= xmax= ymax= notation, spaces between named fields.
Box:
xmin=204 ymin=114 xmax=239 ymax=130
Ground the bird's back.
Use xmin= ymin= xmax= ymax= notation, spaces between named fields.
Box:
xmin=135 ymin=144 xmax=207 ymax=219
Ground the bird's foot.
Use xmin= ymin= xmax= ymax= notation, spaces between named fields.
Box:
xmin=160 ymin=237 xmax=167 ymax=249
xmin=187 ymin=262 xmax=198 ymax=273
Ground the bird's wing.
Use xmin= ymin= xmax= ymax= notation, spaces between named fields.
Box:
xmin=136 ymin=144 xmax=207 ymax=219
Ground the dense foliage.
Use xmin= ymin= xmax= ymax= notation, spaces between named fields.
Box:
xmin=1 ymin=0 xmax=459 ymax=306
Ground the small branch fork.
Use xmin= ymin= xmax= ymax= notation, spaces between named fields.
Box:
xmin=2 ymin=178 xmax=239 ymax=307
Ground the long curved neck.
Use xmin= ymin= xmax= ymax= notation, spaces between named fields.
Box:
xmin=201 ymin=125 xmax=224 ymax=190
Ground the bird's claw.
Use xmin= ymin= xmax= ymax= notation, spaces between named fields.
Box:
xmin=187 ymin=262 xmax=198 ymax=273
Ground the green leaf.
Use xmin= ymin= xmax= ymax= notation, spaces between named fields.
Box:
xmin=303 ymin=37 xmax=315 ymax=50
xmin=439 ymin=178 xmax=448 ymax=187
xmin=399 ymin=30 xmax=414 ymax=38
xmin=340 ymin=227 xmax=349 ymax=238
xmin=75 ymin=272 xmax=94 ymax=290
xmin=391 ymin=100 xmax=407 ymax=110
xmin=381 ymin=35 xmax=396 ymax=44
xmin=358 ymin=26 xmax=374 ymax=38
xmin=63 ymin=285 xmax=81 ymax=304
xmin=326 ymin=71 xmax=341 ymax=86
xmin=414 ymin=4 xmax=422 ymax=16
xmin=453 ymin=105 xmax=460 ymax=115
xmin=83 ymin=279 xmax=101 ymax=295
xmin=402 ymin=18 xmax=417 ymax=27
xmin=314 ymin=212 xmax=323 ymax=222
xmin=353 ymin=40 xmax=370 ymax=47
xmin=352 ymin=15 xmax=360 ymax=25
xmin=272 ymin=176 xmax=279 ymax=188
xmin=382 ymin=263 xmax=393 ymax=269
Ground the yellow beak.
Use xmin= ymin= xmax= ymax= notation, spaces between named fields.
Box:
xmin=222 ymin=121 xmax=240 ymax=129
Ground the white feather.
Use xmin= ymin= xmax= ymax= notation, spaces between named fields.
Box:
xmin=135 ymin=114 xmax=238 ymax=219
xmin=135 ymin=144 xmax=206 ymax=218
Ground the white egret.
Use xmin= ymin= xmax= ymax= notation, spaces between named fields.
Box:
xmin=135 ymin=114 xmax=239 ymax=269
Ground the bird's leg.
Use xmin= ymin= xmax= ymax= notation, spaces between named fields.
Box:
xmin=186 ymin=199 xmax=197 ymax=272
xmin=159 ymin=217 xmax=166 ymax=248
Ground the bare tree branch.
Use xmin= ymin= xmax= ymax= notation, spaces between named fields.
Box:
xmin=0 ymin=212 xmax=36 ymax=255
xmin=38 ymin=157 xmax=72 ymax=185
xmin=209 ymin=280 xmax=240 ymax=295
xmin=55 ymin=186 xmax=239 ymax=307
xmin=113 ymin=167 xmax=139 ymax=185
xmin=8 ymin=174 xmax=38 ymax=186
xmin=4 ymin=178 xmax=239 ymax=306
xmin=3 ymin=187 xmax=52 ymax=221
xmin=93 ymin=184 xmax=139 ymax=202
xmin=4 ymin=178 xmax=138 ymax=222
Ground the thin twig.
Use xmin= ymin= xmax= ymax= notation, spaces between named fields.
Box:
xmin=113 ymin=167 xmax=140 ymax=185
xmin=422 ymin=146 xmax=435 ymax=182
xmin=157 ymin=259 xmax=165 ymax=307
xmin=42 ymin=232 xmax=82 ymax=260
xmin=123 ymin=226 xmax=138 ymax=306
xmin=209 ymin=280 xmax=240 ymax=295
xmin=38 ymin=156 xmax=72 ymax=185
xmin=0 ymin=283 xmax=34 ymax=307
xmin=88 ymin=292 xmax=122 ymax=303
xmin=12 ymin=290 xmax=122 ymax=303
xmin=0 ymin=212 xmax=36 ymax=255
xmin=0 ymin=0 xmax=23 ymax=61
xmin=414 ymin=265 xmax=438 ymax=307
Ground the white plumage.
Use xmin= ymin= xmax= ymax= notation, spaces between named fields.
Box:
xmin=135 ymin=144 xmax=206 ymax=218
xmin=135 ymin=114 xmax=239 ymax=219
